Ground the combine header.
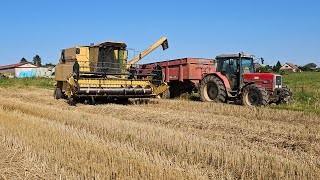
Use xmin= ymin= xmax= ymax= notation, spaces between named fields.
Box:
xmin=54 ymin=37 xmax=169 ymax=105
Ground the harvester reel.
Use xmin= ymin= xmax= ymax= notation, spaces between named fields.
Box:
xmin=242 ymin=84 xmax=269 ymax=106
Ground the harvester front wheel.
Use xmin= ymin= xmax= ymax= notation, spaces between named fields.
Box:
xmin=242 ymin=84 xmax=269 ymax=106
xmin=200 ymin=75 xmax=226 ymax=103
xmin=54 ymin=87 xmax=62 ymax=100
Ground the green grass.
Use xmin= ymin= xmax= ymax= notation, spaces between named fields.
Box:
xmin=282 ymin=72 xmax=320 ymax=93
xmin=1 ymin=73 xmax=319 ymax=114
xmin=0 ymin=78 xmax=55 ymax=89
xmin=271 ymin=72 xmax=320 ymax=114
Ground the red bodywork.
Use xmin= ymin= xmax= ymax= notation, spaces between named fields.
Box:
xmin=244 ymin=73 xmax=276 ymax=92
xmin=141 ymin=58 xmax=277 ymax=93
xmin=140 ymin=58 xmax=216 ymax=86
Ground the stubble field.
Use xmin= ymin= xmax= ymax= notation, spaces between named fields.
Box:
xmin=0 ymin=87 xmax=319 ymax=179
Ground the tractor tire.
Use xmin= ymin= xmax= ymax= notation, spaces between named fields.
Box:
xmin=200 ymin=75 xmax=227 ymax=103
xmin=160 ymin=89 xmax=171 ymax=99
xmin=54 ymin=87 xmax=62 ymax=100
xmin=276 ymin=88 xmax=293 ymax=104
xmin=242 ymin=84 xmax=269 ymax=107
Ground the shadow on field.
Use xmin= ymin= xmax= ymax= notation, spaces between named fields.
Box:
xmin=74 ymin=97 xmax=159 ymax=106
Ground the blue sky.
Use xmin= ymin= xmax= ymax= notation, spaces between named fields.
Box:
xmin=0 ymin=0 xmax=319 ymax=66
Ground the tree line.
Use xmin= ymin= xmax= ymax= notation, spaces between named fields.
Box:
xmin=20 ymin=55 xmax=55 ymax=67
xmin=256 ymin=61 xmax=318 ymax=73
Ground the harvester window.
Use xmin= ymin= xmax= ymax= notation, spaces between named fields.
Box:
xmin=76 ymin=48 xmax=81 ymax=54
xmin=61 ymin=50 xmax=65 ymax=63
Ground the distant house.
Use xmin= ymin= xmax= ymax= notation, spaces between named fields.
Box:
xmin=310 ymin=66 xmax=320 ymax=72
xmin=0 ymin=62 xmax=38 ymax=78
xmin=279 ymin=63 xmax=302 ymax=73
xmin=254 ymin=63 xmax=262 ymax=70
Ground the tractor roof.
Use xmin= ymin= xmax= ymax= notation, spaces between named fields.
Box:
xmin=216 ymin=54 xmax=255 ymax=59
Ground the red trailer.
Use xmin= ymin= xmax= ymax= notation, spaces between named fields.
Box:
xmin=140 ymin=58 xmax=216 ymax=98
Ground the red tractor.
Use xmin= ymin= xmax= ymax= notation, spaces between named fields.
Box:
xmin=200 ymin=53 xmax=292 ymax=106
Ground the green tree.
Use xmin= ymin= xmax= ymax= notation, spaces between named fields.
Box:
xmin=301 ymin=63 xmax=317 ymax=71
xmin=20 ymin=57 xmax=28 ymax=63
xmin=33 ymin=55 xmax=42 ymax=66
xmin=272 ymin=61 xmax=282 ymax=72
xmin=45 ymin=63 xmax=56 ymax=67
xmin=256 ymin=65 xmax=271 ymax=73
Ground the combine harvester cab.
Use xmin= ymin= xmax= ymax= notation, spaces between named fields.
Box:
xmin=54 ymin=37 xmax=169 ymax=105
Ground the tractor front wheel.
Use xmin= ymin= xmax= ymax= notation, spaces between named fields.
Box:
xmin=200 ymin=75 xmax=227 ymax=103
xmin=242 ymin=84 xmax=269 ymax=106
xmin=276 ymin=88 xmax=293 ymax=104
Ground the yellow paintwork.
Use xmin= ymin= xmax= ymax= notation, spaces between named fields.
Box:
xmin=78 ymin=78 xmax=153 ymax=88
xmin=76 ymin=47 xmax=90 ymax=72
xmin=152 ymin=83 xmax=169 ymax=95
xmin=56 ymin=38 xmax=169 ymax=99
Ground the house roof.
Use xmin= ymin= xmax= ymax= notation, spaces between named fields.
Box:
xmin=282 ymin=63 xmax=300 ymax=69
xmin=0 ymin=62 xmax=33 ymax=70
xmin=254 ymin=63 xmax=262 ymax=68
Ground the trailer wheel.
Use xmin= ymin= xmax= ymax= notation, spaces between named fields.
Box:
xmin=242 ymin=84 xmax=269 ymax=106
xmin=160 ymin=89 xmax=171 ymax=99
xmin=200 ymin=75 xmax=226 ymax=103
xmin=54 ymin=87 xmax=62 ymax=99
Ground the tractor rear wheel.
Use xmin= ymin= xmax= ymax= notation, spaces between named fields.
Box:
xmin=200 ymin=75 xmax=227 ymax=103
xmin=242 ymin=84 xmax=269 ymax=106
xmin=54 ymin=87 xmax=62 ymax=99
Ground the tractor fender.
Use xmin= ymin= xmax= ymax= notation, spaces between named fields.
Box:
xmin=202 ymin=72 xmax=231 ymax=90
xmin=240 ymin=82 xmax=255 ymax=93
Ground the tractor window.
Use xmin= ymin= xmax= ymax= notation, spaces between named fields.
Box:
xmin=218 ymin=59 xmax=237 ymax=73
xmin=242 ymin=58 xmax=254 ymax=74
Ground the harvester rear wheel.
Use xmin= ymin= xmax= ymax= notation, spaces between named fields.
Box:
xmin=200 ymin=75 xmax=226 ymax=103
xmin=54 ymin=87 xmax=62 ymax=100
xmin=242 ymin=84 xmax=269 ymax=106
xmin=67 ymin=97 xmax=76 ymax=106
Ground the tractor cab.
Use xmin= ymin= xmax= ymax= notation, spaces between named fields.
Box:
xmin=216 ymin=53 xmax=255 ymax=91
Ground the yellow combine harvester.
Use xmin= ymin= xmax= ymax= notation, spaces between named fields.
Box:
xmin=54 ymin=37 xmax=169 ymax=105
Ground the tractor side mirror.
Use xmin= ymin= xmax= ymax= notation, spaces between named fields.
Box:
xmin=261 ymin=57 xmax=265 ymax=64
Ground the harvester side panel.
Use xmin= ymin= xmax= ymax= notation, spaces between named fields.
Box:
xmin=55 ymin=63 xmax=74 ymax=81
